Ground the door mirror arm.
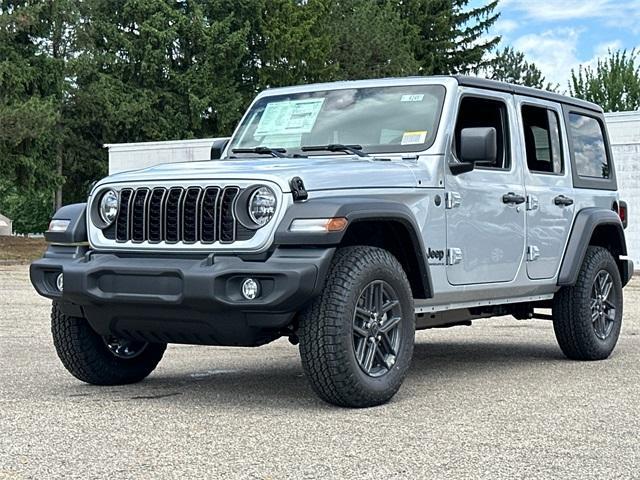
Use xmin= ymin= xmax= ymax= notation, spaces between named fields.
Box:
xmin=449 ymin=161 xmax=474 ymax=175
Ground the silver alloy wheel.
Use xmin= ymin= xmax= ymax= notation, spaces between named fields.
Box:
xmin=352 ymin=280 xmax=403 ymax=377
xmin=591 ymin=270 xmax=617 ymax=341
xmin=102 ymin=336 xmax=149 ymax=359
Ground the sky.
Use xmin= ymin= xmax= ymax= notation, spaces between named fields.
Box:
xmin=476 ymin=0 xmax=640 ymax=91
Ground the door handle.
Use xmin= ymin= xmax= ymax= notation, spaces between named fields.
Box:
xmin=554 ymin=195 xmax=574 ymax=206
xmin=502 ymin=192 xmax=526 ymax=205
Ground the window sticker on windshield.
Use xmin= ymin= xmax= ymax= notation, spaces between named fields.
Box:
xmin=401 ymin=131 xmax=428 ymax=145
xmin=259 ymin=134 xmax=303 ymax=148
xmin=255 ymin=98 xmax=325 ymax=136
xmin=401 ymin=94 xmax=425 ymax=102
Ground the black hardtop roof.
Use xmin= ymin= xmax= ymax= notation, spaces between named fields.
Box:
xmin=452 ymin=75 xmax=603 ymax=113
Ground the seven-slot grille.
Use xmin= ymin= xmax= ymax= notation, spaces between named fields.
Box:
xmin=111 ymin=186 xmax=244 ymax=244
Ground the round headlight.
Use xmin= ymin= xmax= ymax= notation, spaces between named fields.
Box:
xmin=99 ymin=190 xmax=119 ymax=225
xmin=248 ymin=186 xmax=277 ymax=227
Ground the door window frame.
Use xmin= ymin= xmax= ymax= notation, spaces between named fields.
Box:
xmin=449 ymin=92 xmax=514 ymax=173
xmin=519 ymin=101 xmax=565 ymax=177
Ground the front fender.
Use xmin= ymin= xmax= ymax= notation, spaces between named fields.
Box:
xmin=274 ymin=196 xmax=432 ymax=298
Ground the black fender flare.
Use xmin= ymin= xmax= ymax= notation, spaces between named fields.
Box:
xmin=557 ymin=208 xmax=627 ymax=286
xmin=44 ymin=203 xmax=88 ymax=245
xmin=274 ymin=196 xmax=433 ymax=298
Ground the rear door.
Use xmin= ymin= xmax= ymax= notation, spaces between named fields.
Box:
xmin=445 ymin=89 xmax=526 ymax=285
xmin=516 ymin=97 xmax=575 ymax=280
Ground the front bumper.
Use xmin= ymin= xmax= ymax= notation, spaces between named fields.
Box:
xmin=30 ymin=246 xmax=334 ymax=346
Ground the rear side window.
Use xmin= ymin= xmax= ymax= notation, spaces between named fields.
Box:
xmin=568 ymin=113 xmax=610 ymax=179
xmin=522 ymin=105 xmax=563 ymax=174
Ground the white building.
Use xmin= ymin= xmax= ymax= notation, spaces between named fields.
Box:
xmin=0 ymin=213 xmax=12 ymax=236
xmin=605 ymin=111 xmax=640 ymax=265
xmin=106 ymin=138 xmax=227 ymax=175
xmin=105 ymin=113 xmax=639 ymax=266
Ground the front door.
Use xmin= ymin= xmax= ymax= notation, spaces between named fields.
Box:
xmin=516 ymin=97 xmax=575 ymax=279
xmin=446 ymin=90 xmax=526 ymax=285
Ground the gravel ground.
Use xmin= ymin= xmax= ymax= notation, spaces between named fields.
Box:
xmin=1 ymin=265 xmax=638 ymax=479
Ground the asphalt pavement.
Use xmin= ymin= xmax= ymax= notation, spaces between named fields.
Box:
xmin=1 ymin=265 xmax=639 ymax=479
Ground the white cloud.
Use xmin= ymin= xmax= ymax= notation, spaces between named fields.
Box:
xmin=509 ymin=29 xmax=630 ymax=91
xmin=512 ymin=28 xmax=582 ymax=89
xmin=501 ymin=0 xmax=640 ymax=23
xmin=494 ymin=19 xmax=519 ymax=35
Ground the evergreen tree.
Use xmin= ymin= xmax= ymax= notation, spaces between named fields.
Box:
xmin=395 ymin=0 xmax=500 ymax=75
xmin=0 ymin=0 xmax=506 ymax=231
xmin=324 ymin=0 xmax=420 ymax=80
xmin=0 ymin=1 xmax=78 ymax=229
xmin=570 ymin=49 xmax=640 ymax=112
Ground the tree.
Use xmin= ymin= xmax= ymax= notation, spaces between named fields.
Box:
xmin=0 ymin=1 xmax=79 ymax=228
xmin=570 ymin=49 xmax=640 ymax=112
xmin=485 ymin=47 xmax=557 ymax=91
xmin=60 ymin=0 xmax=252 ymax=204
xmin=325 ymin=0 xmax=420 ymax=80
xmin=396 ymin=0 xmax=500 ymax=75
xmin=0 ymin=0 xmax=506 ymax=229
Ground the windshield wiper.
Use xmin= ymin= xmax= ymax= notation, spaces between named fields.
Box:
xmin=231 ymin=146 xmax=288 ymax=158
xmin=301 ymin=144 xmax=368 ymax=157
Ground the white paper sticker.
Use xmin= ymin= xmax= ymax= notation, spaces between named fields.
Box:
xmin=255 ymin=98 xmax=325 ymax=136
xmin=401 ymin=94 xmax=425 ymax=102
xmin=401 ymin=130 xmax=428 ymax=145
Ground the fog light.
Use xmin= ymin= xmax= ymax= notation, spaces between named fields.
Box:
xmin=241 ymin=278 xmax=260 ymax=300
xmin=56 ymin=273 xmax=64 ymax=292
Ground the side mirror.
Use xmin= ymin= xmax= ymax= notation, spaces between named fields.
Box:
xmin=210 ymin=138 xmax=230 ymax=160
xmin=449 ymin=127 xmax=497 ymax=175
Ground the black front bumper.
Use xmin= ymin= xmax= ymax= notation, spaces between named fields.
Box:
xmin=30 ymin=246 xmax=334 ymax=346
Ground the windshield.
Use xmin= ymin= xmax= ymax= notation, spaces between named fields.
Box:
xmin=228 ymin=84 xmax=446 ymax=156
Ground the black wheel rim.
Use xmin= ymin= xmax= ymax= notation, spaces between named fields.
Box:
xmin=102 ymin=336 xmax=148 ymax=359
xmin=352 ymin=280 xmax=403 ymax=378
xmin=591 ymin=270 xmax=617 ymax=341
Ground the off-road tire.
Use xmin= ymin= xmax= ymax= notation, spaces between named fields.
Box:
xmin=51 ymin=302 xmax=167 ymax=385
xmin=553 ymin=246 xmax=623 ymax=360
xmin=298 ymin=246 xmax=415 ymax=408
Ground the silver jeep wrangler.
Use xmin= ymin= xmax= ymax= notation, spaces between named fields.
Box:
xmin=31 ymin=76 xmax=634 ymax=407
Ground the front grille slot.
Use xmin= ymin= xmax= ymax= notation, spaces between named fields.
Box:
xmin=148 ymin=188 xmax=166 ymax=242
xmin=115 ymin=189 xmax=133 ymax=242
xmin=219 ymin=187 xmax=239 ymax=243
xmin=165 ymin=188 xmax=183 ymax=243
xmin=131 ymin=188 xmax=149 ymax=242
xmin=182 ymin=187 xmax=202 ymax=243
xmin=201 ymin=187 xmax=220 ymax=243
xmin=112 ymin=185 xmax=248 ymax=245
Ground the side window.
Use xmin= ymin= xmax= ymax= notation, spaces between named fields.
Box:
xmin=568 ymin=113 xmax=610 ymax=179
xmin=455 ymin=97 xmax=509 ymax=169
xmin=521 ymin=105 xmax=563 ymax=174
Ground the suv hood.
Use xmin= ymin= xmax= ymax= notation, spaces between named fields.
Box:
xmin=97 ymin=156 xmax=422 ymax=192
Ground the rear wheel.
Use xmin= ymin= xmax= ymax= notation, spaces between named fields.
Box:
xmin=298 ymin=246 xmax=415 ymax=408
xmin=553 ymin=246 xmax=623 ymax=360
xmin=51 ymin=302 xmax=166 ymax=385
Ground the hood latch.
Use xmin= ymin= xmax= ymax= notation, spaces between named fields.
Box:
xmin=290 ymin=177 xmax=308 ymax=202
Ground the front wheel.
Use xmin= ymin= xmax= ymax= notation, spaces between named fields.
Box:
xmin=298 ymin=246 xmax=415 ymax=408
xmin=552 ymin=246 xmax=623 ymax=360
xmin=51 ymin=302 xmax=167 ymax=385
